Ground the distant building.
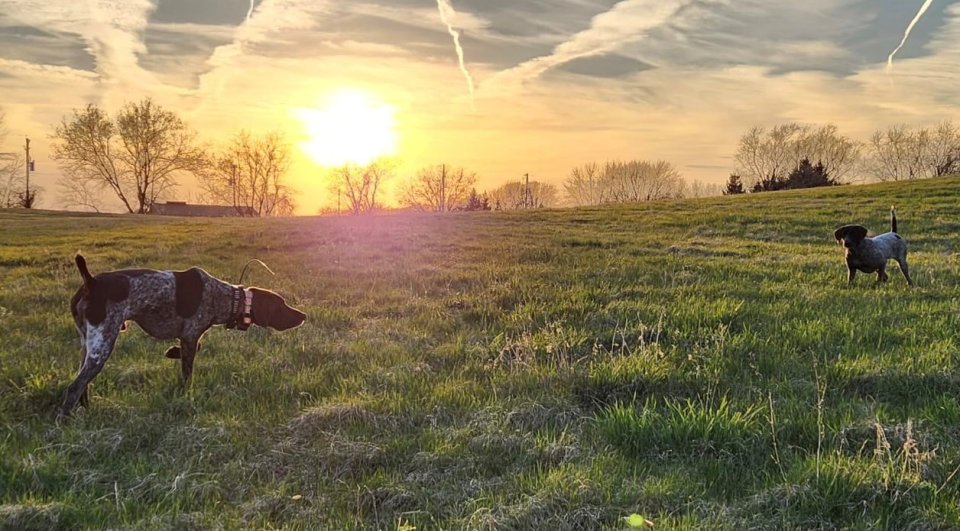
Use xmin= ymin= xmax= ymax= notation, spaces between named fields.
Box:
xmin=147 ymin=201 xmax=257 ymax=217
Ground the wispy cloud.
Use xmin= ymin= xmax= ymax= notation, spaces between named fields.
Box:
xmin=0 ymin=0 xmax=163 ymax=94
xmin=0 ymin=57 xmax=97 ymax=80
xmin=3 ymin=0 xmax=960 ymax=215
xmin=489 ymin=0 xmax=698 ymax=88
xmin=203 ymin=0 xmax=329 ymax=70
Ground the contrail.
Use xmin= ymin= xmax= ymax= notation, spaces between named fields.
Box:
xmin=887 ymin=0 xmax=935 ymax=71
xmin=246 ymin=0 xmax=256 ymax=21
xmin=436 ymin=0 xmax=475 ymax=102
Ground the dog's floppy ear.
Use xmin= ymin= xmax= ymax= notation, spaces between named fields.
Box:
xmin=834 ymin=225 xmax=867 ymax=244
xmin=847 ymin=225 xmax=868 ymax=241
xmin=833 ymin=226 xmax=846 ymax=244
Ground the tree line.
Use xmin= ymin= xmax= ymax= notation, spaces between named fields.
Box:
xmin=0 ymin=109 xmax=34 ymax=208
xmin=46 ymin=99 xmax=296 ymax=215
xmin=324 ymin=161 xmax=561 ymax=214
xmin=5 ymin=98 xmax=960 ymax=213
xmin=724 ymin=121 xmax=960 ymax=195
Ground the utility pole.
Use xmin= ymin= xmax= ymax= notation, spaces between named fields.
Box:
xmin=524 ymin=173 xmax=530 ymax=209
xmin=440 ymin=164 xmax=446 ymax=212
xmin=24 ymin=137 xmax=31 ymax=208
xmin=230 ymin=162 xmax=239 ymax=214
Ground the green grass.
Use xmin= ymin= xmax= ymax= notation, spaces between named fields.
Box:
xmin=2 ymin=178 xmax=960 ymax=529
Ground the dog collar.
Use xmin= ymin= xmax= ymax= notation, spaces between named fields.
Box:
xmin=227 ymin=286 xmax=253 ymax=331
xmin=242 ymin=289 xmax=253 ymax=329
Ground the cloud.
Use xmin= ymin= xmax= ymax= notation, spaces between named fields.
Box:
xmin=0 ymin=57 xmax=97 ymax=79
xmin=489 ymin=0 xmax=698 ymax=88
xmin=200 ymin=0 xmax=330 ymax=77
xmin=0 ymin=0 xmax=189 ymax=103
xmin=349 ymin=2 xmax=491 ymax=34
xmin=3 ymin=0 xmax=960 ymax=214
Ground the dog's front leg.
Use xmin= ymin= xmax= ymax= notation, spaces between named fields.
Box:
xmin=876 ymin=267 xmax=889 ymax=283
xmin=178 ymin=337 xmax=201 ymax=384
xmin=847 ymin=265 xmax=857 ymax=285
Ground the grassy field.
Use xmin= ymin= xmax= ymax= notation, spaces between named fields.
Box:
xmin=2 ymin=177 xmax=960 ymax=529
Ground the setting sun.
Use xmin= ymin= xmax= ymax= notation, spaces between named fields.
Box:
xmin=297 ymin=88 xmax=398 ymax=167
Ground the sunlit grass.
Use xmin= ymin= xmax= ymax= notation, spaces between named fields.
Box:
xmin=2 ymin=177 xmax=960 ymax=528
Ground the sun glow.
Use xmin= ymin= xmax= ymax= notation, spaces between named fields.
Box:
xmin=298 ymin=88 xmax=398 ymax=167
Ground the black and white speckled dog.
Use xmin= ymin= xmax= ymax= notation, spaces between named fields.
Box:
xmin=60 ymin=254 xmax=306 ymax=417
xmin=833 ymin=207 xmax=913 ymax=286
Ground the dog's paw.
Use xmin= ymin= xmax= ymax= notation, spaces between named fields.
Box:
xmin=165 ymin=346 xmax=182 ymax=359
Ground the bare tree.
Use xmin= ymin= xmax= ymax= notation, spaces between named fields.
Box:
xmin=0 ymin=110 xmax=26 ymax=208
xmin=684 ymin=179 xmax=723 ymax=198
xmin=564 ymin=162 xmax=606 ymax=206
xmin=864 ymin=121 xmax=960 ymax=181
xmin=51 ymin=99 xmax=205 ymax=213
xmin=864 ymin=125 xmax=928 ymax=181
xmin=924 ymin=120 xmax=960 ymax=177
xmin=603 ymin=160 xmax=686 ymax=202
xmin=563 ymin=160 xmax=686 ymax=205
xmin=328 ymin=158 xmax=395 ymax=214
xmin=0 ymin=159 xmax=23 ymax=208
xmin=735 ymin=124 xmax=800 ymax=189
xmin=57 ymin=178 xmax=102 ymax=212
xmin=198 ymin=131 xmax=296 ymax=216
xmin=735 ymin=123 xmax=861 ymax=187
xmin=398 ymin=164 xmax=476 ymax=212
xmin=488 ymin=180 xmax=559 ymax=210
xmin=797 ymin=124 xmax=862 ymax=182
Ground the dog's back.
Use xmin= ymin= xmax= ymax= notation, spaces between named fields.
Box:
xmin=72 ymin=256 xmax=220 ymax=339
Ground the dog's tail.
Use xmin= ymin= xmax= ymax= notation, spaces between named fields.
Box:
xmin=891 ymin=206 xmax=898 ymax=234
xmin=75 ymin=254 xmax=96 ymax=291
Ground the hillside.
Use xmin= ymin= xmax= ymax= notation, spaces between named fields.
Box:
xmin=2 ymin=178 xmax=960 ymax=529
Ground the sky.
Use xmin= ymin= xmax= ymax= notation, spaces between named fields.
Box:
xmin=1 ymin=0 xmax=959 ymax=213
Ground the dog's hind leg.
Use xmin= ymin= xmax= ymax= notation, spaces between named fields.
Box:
xmin=69 ymin=321 xmax=89 ymax=407
xmin=60 ymin=317 xmax=122 ymax=418
xmin=896 ymin=257 xmax=913 ymax=286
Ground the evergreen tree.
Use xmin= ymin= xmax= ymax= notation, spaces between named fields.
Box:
xmin=784 ymin=158 xmax=837 ymax=189
xmin=723 ymin=174 xmax=745 ymax=195
xmin=461 ymin=188 xmax=491 ymax=211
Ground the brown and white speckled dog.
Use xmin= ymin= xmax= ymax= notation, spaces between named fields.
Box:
xmin=60 ymin=254 xmax=306 ymax=417
xmin=833 ymin=207 xmax=913 ymax=286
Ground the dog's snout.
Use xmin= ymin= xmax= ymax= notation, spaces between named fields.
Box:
xmin=277 ymin=308 xmax=306 ymax=330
